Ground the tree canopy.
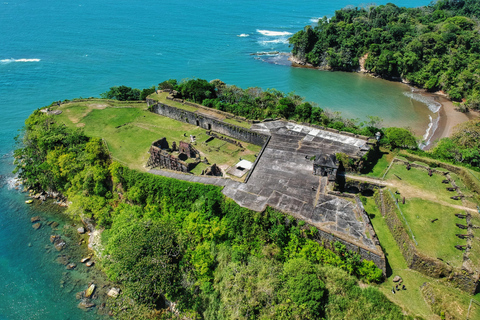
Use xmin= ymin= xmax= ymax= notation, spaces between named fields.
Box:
xmin=289 ymin=1 xmax=480 ymax=109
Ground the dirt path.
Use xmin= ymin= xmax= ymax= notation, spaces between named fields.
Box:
xmin=346 ymin=174 xmax=477 ymax=213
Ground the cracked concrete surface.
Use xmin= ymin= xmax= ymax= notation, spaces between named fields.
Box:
xmin=150 ymin=121 xmax=379 ymax=253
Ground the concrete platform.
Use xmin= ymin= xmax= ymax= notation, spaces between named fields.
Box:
xmin=150 ymin=121 xmax=379 ymax=254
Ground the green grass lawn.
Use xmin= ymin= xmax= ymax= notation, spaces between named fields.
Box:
xmin=364 ymin=150 xmax=395 ymax=178
xmin=54 ymin=100 xmax=260 ymax=172
xmin=399 ymin=198 xmax=466 ymax=266
xmin=365 ymin=197 xmax=435 ymax=318
xmin=385 ymin=164 xmax=460 ymax=206
xmin=365 ymin=196 xmax=480 ymax=319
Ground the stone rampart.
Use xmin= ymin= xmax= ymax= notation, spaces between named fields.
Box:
xmin=375 ymin=191 xmax=479 ymax=294
xmin=312 ymin=226 xmax=386 ymax=274
xmin=147 ymin=100 xmax=269 ymax=146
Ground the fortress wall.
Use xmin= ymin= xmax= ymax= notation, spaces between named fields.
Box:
xmin=312 ymin=227 xmax=386 ymax=274
xmin=148 ymin=100 xmax=269 ymax=146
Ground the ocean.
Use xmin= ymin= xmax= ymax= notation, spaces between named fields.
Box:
xmin=0 ymin=0 xmax=431 ymax=318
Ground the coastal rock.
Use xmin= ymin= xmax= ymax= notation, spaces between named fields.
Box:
xmin=107 ymin=287 xmax=120 ymax=298
xmin=80 ymin=255 xmax=91 ymax=263
xmin=77 ymin=227 xmax=85 ymax=234
xmin=32 ymin=222 xmax=41 ymax=230
xmin=50 ymin=235 xmax=58 ymax=243
xmin=54 ymin=237 xmax=66 ymax=251
xmin=51 ymin=221 xmax=59 ymax=228
xmin=66 ymin=263 xmax=77 ymax=270
xmin=86 ymin=261 xmax=94 ymax=267
xmin=56 ymin=255 xmax=69 ymax=265
xmin=85 ymin=284 xmax=96 ymax=298
xmin=393 ymin=276 xmax=402 ymax=283
xmin=31 ymin=216 xmax=41 ymax=223
xmin=78 ymin=299 xmax=95 ymax=310
xmin=75 ymin=291 xmax=84 ymax=300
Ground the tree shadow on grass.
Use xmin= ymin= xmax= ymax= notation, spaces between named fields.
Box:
xmin=360 ymin=147 xmax=389 ymax=175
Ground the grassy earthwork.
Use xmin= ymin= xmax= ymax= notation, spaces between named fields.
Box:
xmin=365 ymin=197 xmax=480 ymax=319
xmin=359 ymin=151 xmax=480 ymax=319
xmin=385 ymin=163 xmax=461 ymax=206
xmin=53 ymin=99 xmax=260 ymax=172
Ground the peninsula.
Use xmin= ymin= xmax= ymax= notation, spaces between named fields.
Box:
xmin=14 ymin=77 xmax=480 ymax=319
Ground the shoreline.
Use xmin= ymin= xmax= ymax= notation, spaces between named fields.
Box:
xmin=424 ymin=92 xmax=479 ymax=150
xmin=287 ymin=55 xmax=479 ymax=148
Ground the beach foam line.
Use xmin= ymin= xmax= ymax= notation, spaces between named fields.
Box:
xmin=237 ymin=33 xmax=249 ymax=37
xmin=259 ymin=39 xmax=289 ymax=45
xmin=310 ymin=17 xmax=320 ymax=23
xmin=404 ymin=91 xmax=441 ymax=113
xmin=420 ymin=114 xmax=440 ymax=149
xmin=256 ymin=29 xmax=292 ymax=36
xmin=0 ymin=58 xmax=41 ymax=64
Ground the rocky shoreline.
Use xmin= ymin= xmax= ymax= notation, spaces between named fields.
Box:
xmin=23 ymin=189 xmax=118 ymax=318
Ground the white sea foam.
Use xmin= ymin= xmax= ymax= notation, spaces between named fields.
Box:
xmin=1 ymin=58 xmax=41 ymax=64
xmin=403 ymin=91 xmax=441 ymax=113
xmin=259 ymin=39 xmax=289 ymax=45
xmin=6 ymin=176 xmax=21 ymax=190
xmin=256 ymin=29 xmax=292 ymax=36
xmin=420 ymin=114 xmax=440 ymax=149
xmin=237 ymin=33 xmax=249 ymax=37
xmin=310 ymin=17 xmax=320 ymax=23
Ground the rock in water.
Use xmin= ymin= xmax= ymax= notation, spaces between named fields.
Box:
xmin=86 ymin=261 xmax=94 ymax=267
xmin=78 ymin=299 xmax=95 ymax=310
xmin=32 ymin=222 xmax=41 ymax=230
xmin=80 ymin=255 xmax=92 ymax=263
xmin=54 ymin=237 xmax=66 ymax=251
xmin=51 ymin=222 xmax=59 ymax=228
xmin=393 ymin=275 xmax=402 ymax=283
xmin=107 ymin=287 xmax=120 ymax=298
xmin=31 ymin=216 xmax=41 ymax=223
xmin=77 ymin=227 xmax=85 ymax=234
xmin=85 ymin=284 xmax=96 ymax=298
xmin=75 ymin=291 xmax=84 ymax=300
xmin=66 ymin=263 xmax=77 ymax=270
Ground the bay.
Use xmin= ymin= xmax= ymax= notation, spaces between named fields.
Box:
xmin=0 ymin=0 xmax=431 ymax=318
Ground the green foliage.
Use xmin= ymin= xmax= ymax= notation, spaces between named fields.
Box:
xmin=101 ymin=85 xmax=141 ymax=101
xmin=160 ymin=77 xmax=388 ymax=136
xmin=104 ymin=216 xmax=182 ymax=305
xmin=432 ymin=119 xmax=480 ymax=168
xmin=282 ymin=258 xmax=326 ymax=317
xmin=384 ymin=127 xmax=417 ymax=149
xmin=158 ymin=79 xmax=178 ymax=90
xmin=289 ymin=2 xmax=480 ymax=108
xmin=15 ymin=109 xmax=399 ymax=319
xmin=140 ymin=86 xmax=156 ymax=100
xmin=177 ymin=78 xmax=217 ymax=103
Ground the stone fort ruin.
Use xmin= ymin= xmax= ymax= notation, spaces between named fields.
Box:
xmin=146 ymin=95 xmax=386 ymax=274
xmin=147 ymin=137 xmax=221 ymax=176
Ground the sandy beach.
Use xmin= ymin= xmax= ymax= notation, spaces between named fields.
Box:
xmin=425 ymin=93 xmax=479 ymax=149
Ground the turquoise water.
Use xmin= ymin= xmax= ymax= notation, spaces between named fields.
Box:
xmin=0 ymin=0 xmax=431 ymax=318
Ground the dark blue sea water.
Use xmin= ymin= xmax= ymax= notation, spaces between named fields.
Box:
xmin=0 ymin=0 xmax=431 ymax=318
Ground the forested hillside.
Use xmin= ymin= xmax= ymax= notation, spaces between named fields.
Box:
xmin=289 ymin=0 xmax=480 ymax=109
